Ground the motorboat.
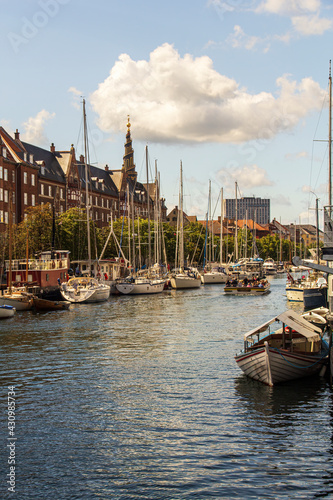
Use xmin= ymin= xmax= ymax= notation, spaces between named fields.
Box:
xmin=224 ymin=278 xmax=270 ymax=295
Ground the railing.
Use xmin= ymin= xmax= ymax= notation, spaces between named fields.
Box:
xmin=5 ymin=259 xmax=68 ymax=271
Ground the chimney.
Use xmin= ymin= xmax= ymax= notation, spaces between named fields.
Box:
xmin=105 ymin=164 xmax=109 ymax=171
xmin=15 ymin=129 xmax=20 ymax=141
xmin=80 ymin=154 xmax=84 ymax=163
xmin=50 ymin=142 xmax=55 ymax=153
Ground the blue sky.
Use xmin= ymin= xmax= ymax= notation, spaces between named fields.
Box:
xmin=1 ymin=0 xmax=333 ymax=226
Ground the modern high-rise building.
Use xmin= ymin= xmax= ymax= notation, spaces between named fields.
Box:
xmin=225 ymin=196 xmax=270 ymax=225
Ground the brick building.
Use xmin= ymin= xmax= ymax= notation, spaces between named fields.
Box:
xmin=0 ymin=119 xmax=167 ymax=233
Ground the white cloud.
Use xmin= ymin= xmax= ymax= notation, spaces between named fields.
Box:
xmin=256 ymin=0 xmax=321 ymax=16
xmin=291 ymin=14 xmax=332 ymax=35
xmin=226 ymin=25 xmax=270 ymax=51
xmin=68 ymin=86 xmax=83 ymax=110
xmin=256 ymin=0 xmax=332 ymax=35
xmin=216 ymin=164 xmax=274 ymax=192
xmin=21 ymin=110 xmax=55 ymax=145
xmin=90 ymin=44 xmax=326 ymax=145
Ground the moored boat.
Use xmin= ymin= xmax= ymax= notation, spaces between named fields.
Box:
xmin=235 ymin=309 xmax=329 ymax=386
xmin=60 ymin=277 xmax=110 ymax=303
xmin=33 ymin=296 xmax=71 ymax=311
xmin=0 ymin=304 xmax=16 ymax=318
xmin=0 ymin=288 xmax=33 ymax=310
xmin=116 ymin=276 xmax=166 ymax=295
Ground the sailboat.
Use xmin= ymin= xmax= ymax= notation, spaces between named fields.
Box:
xmin=0 ymin=191 xmax=33 ymax=310
xmin=60 ymin=99 xmax=110 ymax=304
xmin=170 ymin=162 xmax=201 ymax=290
xmin=116 ymin=146 xmax=166 ymax=295
xmin=201 ymin=184 xmax=228 ymax=284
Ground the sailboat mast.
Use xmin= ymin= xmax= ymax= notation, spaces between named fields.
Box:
xmin=235 ymin=182 xmax=238 ymax=261
xmin=220 ymin=188 xmax=223 ymax=266
xmin=82 ymin=99 xmax=91 ymax=275
xmin=329 ymin=60 xmax=332 ymax=209
xmin=145 ymin=145 xmax=151 ymax=269
xmin=180 ymin=161 xmax=184 ymax=271
xmin=8 ymin=190 xmax=12 ymax=293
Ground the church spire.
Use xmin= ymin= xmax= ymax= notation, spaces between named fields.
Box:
xmin=122 ymin=115 xmax=137 ymax=182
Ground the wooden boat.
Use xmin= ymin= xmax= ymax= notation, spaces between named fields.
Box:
xmin=60 ymin=277 xmax=110 ymax=303
xmin=0 ymin=305 xmax=16 ymax=318
xmin=0 ymin=288 xmax=33 ymax=310
xmin=33 ymin=296 xmax=71 ymax=311
xmin=224 ymin=278 xmax=270 ymax=295
xmin=235 ymin=310 xmax=329 ymax=386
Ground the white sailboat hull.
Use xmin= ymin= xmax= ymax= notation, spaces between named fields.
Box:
xmin=235 ymin=341 xmax=327 ymax=386
xmin=201 ymin=272 xmax=228 ymax=284
xmin=116 ymin=279 xmax=165 ymax=295
xmin=60 ymin=278 xmax=110 ymax=303
xmin=170 ymin=274 xmax=201 ymax=289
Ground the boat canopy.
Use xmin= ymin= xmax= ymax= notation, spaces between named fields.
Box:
xmin=244 ymin=310 xmax=322 ymax=342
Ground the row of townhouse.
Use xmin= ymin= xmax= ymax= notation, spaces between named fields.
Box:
xmin=0 ymin=119 xmax=167 ymax=233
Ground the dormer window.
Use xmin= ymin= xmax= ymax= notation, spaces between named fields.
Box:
xmin=29 ymin=154 xmax=34 ymax=164
xmin=24 ymin=152 xmax=27 ymax=162
xmin=2 ymin=147 xmax=7 ymax=158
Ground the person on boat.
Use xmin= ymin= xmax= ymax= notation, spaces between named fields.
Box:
xmin=243 ymin=277 xmax=248 ymax=286
xmin=226 ymin=280 xmax=231 ymax=287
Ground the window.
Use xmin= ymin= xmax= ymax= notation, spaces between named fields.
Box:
xmin=31 ymin=174 xmax=35 ymax=186
xmin=4 ymin=190 xmax=8 ymax=203
xmin=24 ymin=172 xmax=28 ymax=184
xmin=32 ymin=194 xmax=35 ymax=206
xmin=4 ymin=212 xmax=8 ymax=224
xmin=0 ymin=210 xmax=3 ymax=222
xmin=12 ymin=171 xmax=15 ymax=183
xmin=48 ymin=186 xmax=52 ymax=197
xmin=2 ymin=148 xmax=7 ymax=158
xmin=0 ymin=189 xmax=3 ymax=202
xmin=41 ymin=184 xmax=44 ymax=195
xmin=4 ymin=169 xmax=8 ymax=181
xmin=12 ymin=193 xmax=15 ymax=204
xmin=24 ymin=193 xmax=28 ymax=205
xmin=0 ymin=167 xmax=2 ymax=179
xmin=60 ymin=188 xmax=64 ymax=200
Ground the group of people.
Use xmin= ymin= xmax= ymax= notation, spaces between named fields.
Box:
xmin=225 ymin=276 xmax=268 ymax=288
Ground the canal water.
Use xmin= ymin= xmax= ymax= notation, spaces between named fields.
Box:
xmin=1 ymin=275 xmax=333 ymax=499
